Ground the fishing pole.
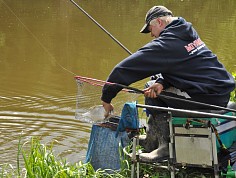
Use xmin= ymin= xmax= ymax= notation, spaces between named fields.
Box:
xmin=70 ymin=2 xmax=236 ymax=113
xmin=75 ymin=75 xmax=236 ymax=113
xmin=136 ymin=104 xmax=236 ymax=121
xmin=70 ymin=0 xmax=132 ymax=55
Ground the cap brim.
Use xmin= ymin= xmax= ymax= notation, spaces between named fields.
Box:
xmin=140 ymin=23 xmax=150 ymax=33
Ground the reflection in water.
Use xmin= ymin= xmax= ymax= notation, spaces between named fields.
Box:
xmin=0 ymin=0 xmax=235 ymax=171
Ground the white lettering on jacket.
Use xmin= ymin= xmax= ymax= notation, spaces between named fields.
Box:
xmin=184 ymin=38 xmax=205 ymax=55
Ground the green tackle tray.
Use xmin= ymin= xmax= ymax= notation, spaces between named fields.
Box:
xmin=172 ymin=111 xmax=236 ymax=150
xmin=172 ymin=112 xmax=235 ymax=126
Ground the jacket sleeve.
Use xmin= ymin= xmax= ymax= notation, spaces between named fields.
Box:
xmin=101 ymin=41 xmax=169 ymax=103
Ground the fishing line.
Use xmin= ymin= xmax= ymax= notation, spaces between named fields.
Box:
xmin=1 ymin=0 xmax=77 ymax=76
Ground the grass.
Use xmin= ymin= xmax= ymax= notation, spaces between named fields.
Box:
xmin=1 ymin=136 xmax=216 ymax=178
xmin=1 ymin=136 xmax=131 ymax=178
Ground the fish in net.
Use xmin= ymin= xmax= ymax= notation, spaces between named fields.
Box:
xmin=75 ymin=76 xmax=141 ymax=123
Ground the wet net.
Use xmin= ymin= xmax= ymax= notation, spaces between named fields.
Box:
xmin=75 ymin=76 xmax=141 ymax=123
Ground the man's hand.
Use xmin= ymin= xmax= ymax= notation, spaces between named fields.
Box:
xmin=102 ymin=101 xmax=114 ymax=118
xmin=143 ymin=83 xmax=164 ymax=98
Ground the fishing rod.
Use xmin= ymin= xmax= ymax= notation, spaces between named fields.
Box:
xmin=70 ymin=0 xmax=132 ymax=55
xmin=136 ymin=104 xmax=236 ymax=121
xmin=70 ymin=2 xmax=236 ymax=113
xmin=75 ymin=76 xmax=236 ymax=113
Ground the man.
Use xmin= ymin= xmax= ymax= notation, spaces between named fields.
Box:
xmin=101 ymin=6 xmax=235 ymax=162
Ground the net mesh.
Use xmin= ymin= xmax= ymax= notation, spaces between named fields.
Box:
xmin=75 ymin=78 xmax=140 ymax=123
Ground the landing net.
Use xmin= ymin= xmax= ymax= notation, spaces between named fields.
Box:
xmin=75 ymin=76 xmax=141 ymax=123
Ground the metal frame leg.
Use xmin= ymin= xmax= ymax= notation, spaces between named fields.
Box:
xmin=212 ymin=133 xmax=219 ymax=178
xmin=136 ymin=135 xmax=140 ymax=178
xmin=131 ymin=135 xmax=140 ymax=178
xmin=131 ymin=137 xmax=137 ymax=178
xmin=168 ymin=113 xmax=175 ymax=178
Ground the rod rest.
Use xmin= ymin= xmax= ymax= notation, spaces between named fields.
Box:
xmin=171 ymin=101 xmax=236 ymax=118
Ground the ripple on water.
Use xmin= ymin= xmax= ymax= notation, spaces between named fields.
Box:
xmin=0 ymin=105 xmax=91 ymax=170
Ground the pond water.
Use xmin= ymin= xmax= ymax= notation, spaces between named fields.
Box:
xmin=0 ymin=0 xmax=235 ymax=170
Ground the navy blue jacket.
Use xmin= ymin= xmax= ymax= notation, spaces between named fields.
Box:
xmin=101 ymin=17 xmax=235 ymax=106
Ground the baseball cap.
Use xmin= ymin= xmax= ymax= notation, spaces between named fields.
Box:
xmin=140 ymin=6 xmax=173 ymax=33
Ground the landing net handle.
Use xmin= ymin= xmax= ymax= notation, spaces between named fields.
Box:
xmin=74 ymin=76 xmax=141 ymax=93
xmin=75 ymin=76 xmax=105 ymax=87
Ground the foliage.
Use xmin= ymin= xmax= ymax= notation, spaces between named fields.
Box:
xmin=1 ymin=137 xmax=128 ymax=178
xmin=230 ymin=72 xmax=236 ymax=102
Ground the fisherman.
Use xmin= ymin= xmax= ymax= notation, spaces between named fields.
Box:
xmin=101 ymin=5 xmax=235 ymax=162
